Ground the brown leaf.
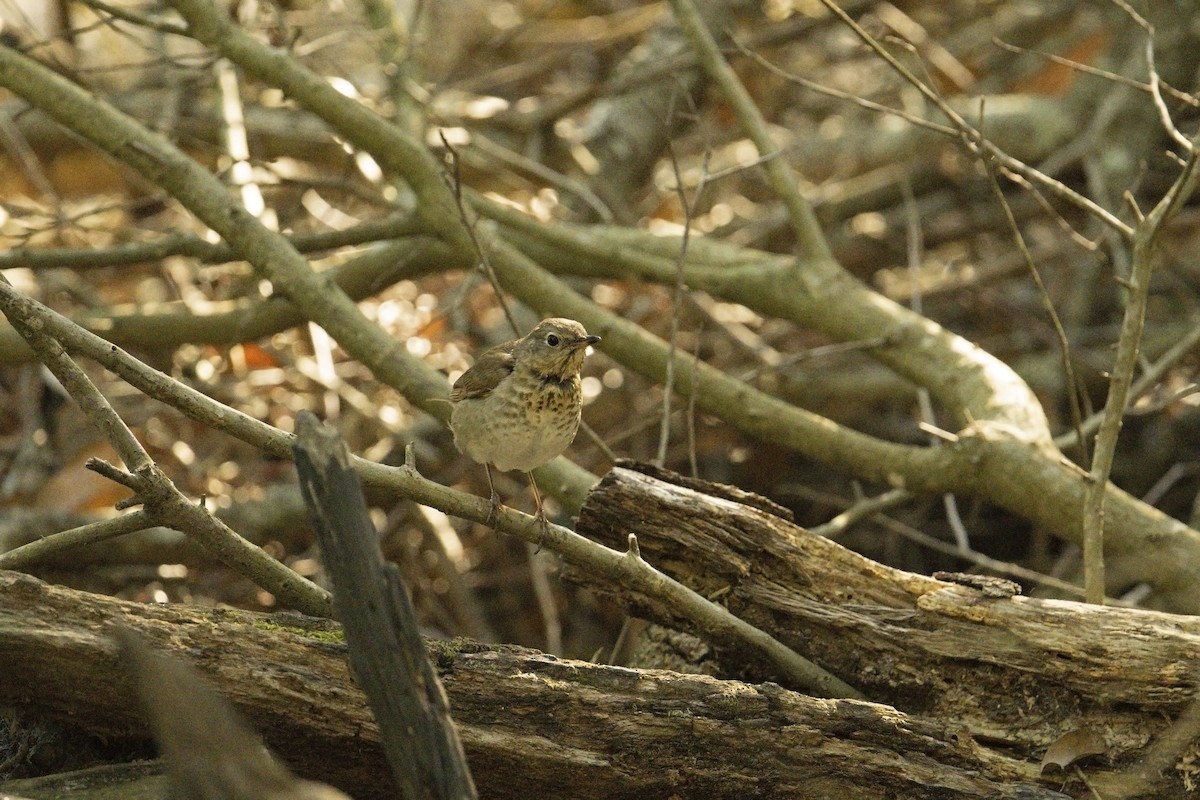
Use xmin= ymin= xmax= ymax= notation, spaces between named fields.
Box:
xmin=1041 ymin=728 xmax=1108 ymax=773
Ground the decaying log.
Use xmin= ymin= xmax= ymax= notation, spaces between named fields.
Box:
xmin=0 ymin=570 xmax=1065 ymax=800
xmin=568 ymin=462 xmax=1200 ymax=795
xmin=7 ymin=463 xmax=1200 ymax=798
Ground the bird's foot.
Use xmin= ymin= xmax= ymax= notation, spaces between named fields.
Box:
xmin=485 ymin=490 xmax=504 ymax=528
xmin=532 ymin=506 xmax=551 ymax=553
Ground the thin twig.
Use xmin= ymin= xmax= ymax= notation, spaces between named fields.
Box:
xmin=794 ymin=483 xmax=1110 ymax=601
xmin=77 ymin=0 xmax=189 ymax=35
xmin=809 ymin=488 xmax=912 ymax=538
xmin=576 ymin=420 xmax=618 ymax=462
xmin=527 ymin=542 xmax=563 ymax=655
xmin=469 ymin=132 xmax=614 ymax=223
xmin=1144 ymin=36 xmax=1193 ymax=153
xmin=992 ymin=37 xmax=1200 ymax=108
xmin=900 ymin=180 xmax=970 ymax=552
xmin=687 ymin=326 xmax=701 ymax=478
xmin=1000 ymin=168 xmax=1101 ymax=252
xmin=657 ymin=102 xmax=707 ymax=467
xmin=731 ymin=36 xmax=957 ymax=137
xmin=0 ymin=112 xmax=60 ymax=205
xmin=1126 ymin=383 xmax=1200 ymax=417
xmin=0 ymin=276 xmax=150 ymax=474
xmin=0 ymin=213 xmax=421 ymax=271
xmin=439 ymin=131 xmax=521 ymax=337
xmin=1082 ymin=125 xmax=1200 ymax=602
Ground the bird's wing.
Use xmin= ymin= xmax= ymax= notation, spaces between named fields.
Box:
xmin=449 ymin=342 xmax=516 ymax=401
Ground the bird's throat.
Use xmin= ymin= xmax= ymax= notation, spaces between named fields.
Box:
xmin=535 ymin=371 xmax=577 ymax=390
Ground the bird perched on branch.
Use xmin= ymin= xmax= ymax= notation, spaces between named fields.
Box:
xmin=449 ymin=318 xmax=600 ymax=531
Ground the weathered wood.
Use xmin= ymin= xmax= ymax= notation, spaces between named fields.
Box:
xmin=569 ymin=462 xmax=1200 ymax=789
xmin=0 ymin=571 xmax=1063 ymax=800
xmin=293 ymin=412 xmax=476 ymax=800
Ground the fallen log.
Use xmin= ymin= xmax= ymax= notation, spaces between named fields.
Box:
xmin=566 ymin=462 xmax=1200 ymax=796
xmin=4 ymin=463 xmax=1197 ymax=798
xmin=0 ymin=570 xmax=1062 ymax=799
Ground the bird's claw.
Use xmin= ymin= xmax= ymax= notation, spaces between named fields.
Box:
xmin=532 ymin=508 xmax=550 ymax=554
xmin=486 ymin=491 xmax=504 ymax=528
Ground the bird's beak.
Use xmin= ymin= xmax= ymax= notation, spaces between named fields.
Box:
xmin=581 ymin=335 xmax=601 ymax=347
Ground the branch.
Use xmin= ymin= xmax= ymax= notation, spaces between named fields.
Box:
xmin=163 ymin=0 xmax=464 ymax=247
xmin=1082 ymin=131 xmax=1200 ymax=602
xmin=0 ymin=213 xmax=420 ymax=271
xmin=667 ymin=0 xmax=832 ymax=264
xmin=384 ymin=446 xmax=861 ymax=699
xmin=0 ymin=509 xmax=153 ymax=570
xmin=0 ymin=38 xmax=450 ymax=419
xmin=0 ymin=278 xmax=331 ymax=616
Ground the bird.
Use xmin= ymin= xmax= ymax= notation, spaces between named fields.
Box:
xmin=449 ymin=318 xmax=600 ymax=532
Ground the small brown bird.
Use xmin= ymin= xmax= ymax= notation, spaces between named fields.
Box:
xmin=450 ymin=318 xmax=600 ymax=528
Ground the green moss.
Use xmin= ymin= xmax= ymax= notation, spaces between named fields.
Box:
xmin=250 ymin=619 xmax=345 ymax=643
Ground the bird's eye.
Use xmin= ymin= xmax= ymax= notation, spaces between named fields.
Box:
xmin=546 ymin=334 xmax=561 ymax=347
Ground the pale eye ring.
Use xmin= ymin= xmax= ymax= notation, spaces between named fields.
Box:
xmin=546 ymin=333 xmax=561 ymax=346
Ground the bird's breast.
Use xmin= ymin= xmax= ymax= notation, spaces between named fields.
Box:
xmin=449 ymin=371 xmax=583 ymax=473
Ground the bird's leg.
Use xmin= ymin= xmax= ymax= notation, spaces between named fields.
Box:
xmin=484 ymin=463 xmax=503 ymax=527
xmin=526 ymin=471 xmax=551 ymax=551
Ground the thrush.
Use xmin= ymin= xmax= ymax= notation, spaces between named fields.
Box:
xmin=449 ymin=318 xmax=600 ymax=530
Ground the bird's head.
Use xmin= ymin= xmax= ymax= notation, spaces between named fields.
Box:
xmin=514 ymin=318 xmax=600 ymax=379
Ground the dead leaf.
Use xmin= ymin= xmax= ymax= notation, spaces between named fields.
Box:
xmin=1041 ymin=728 xmax=1108 ymax=773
